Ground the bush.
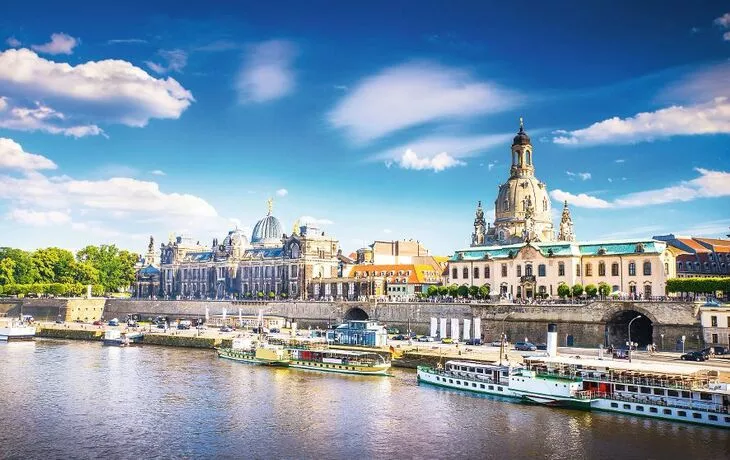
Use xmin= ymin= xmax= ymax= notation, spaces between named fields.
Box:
xmin=667 ymin=277 xmax=730 ymax=294
xmin=426 ymin=285 xmax=439 ymax=297
xmin=457 ymin=285 xmax=469 ymax=298
xmin=557 ymin=283 xmax=571 ymax=298
xmin=479 ymin=284 xmax=490 ymax=299
xmin=598 ymin=282 xmax=611 ymax=297
xmin=585 ymin=284 xmax=598 ymax=298
xmin=268 ymin=291 xmax=275 ymax=299
xmin=572 ymin=283 xmax=584 ymax=297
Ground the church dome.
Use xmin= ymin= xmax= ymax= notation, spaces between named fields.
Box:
xmin=513 ymin=124 xmax=531 ymax=146
xmin=251 ymin=214 xmax=282 ymax=245
xmin=223 ymin=228 xmax=249 ymax=248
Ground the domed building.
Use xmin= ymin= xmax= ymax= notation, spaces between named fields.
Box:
xmin=251 ymin=200 xmax=283 ymax=247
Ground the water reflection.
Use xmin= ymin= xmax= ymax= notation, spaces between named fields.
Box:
xmin=0 ymin=339 xmax=727 ymax=459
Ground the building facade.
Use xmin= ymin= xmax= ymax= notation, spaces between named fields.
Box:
xmin=654 ymin=235 xmax=730 ymax=278
xmin=449 ymin=120 xmax=676 ymax=299
xmin=136 ymin=201 xmax=340 ymax=300
xmin=700 ymin=305 xmax=730 ymax=347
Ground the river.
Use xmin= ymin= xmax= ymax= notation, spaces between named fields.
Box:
xmin=0 ymin=340 xmax=727 ymax=459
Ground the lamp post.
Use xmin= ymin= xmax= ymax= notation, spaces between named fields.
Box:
xmin=628 ymin=315 xmax=642 ymax=363
xmin=660 ymin=333 xmax=664 ymax=351
xmin=499 ymin=311 xmax=511 ymax=366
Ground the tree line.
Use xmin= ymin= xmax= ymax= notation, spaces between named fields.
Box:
xmin=666 ymin=277 xmax=730 ymax=295
xmin=0 ymin=245 xmax=138 ymax=297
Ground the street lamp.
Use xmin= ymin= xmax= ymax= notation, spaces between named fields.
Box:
xmin=499 ymin=312 xmax=511 ymax=366
xmin=628 ymin=315 xmax=642 ymax=363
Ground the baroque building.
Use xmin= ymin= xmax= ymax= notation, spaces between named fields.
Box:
xmin=452 ymin=120 xmax=677 ymax=299
xmin=136 ymin=200 xmax=340 ymax=299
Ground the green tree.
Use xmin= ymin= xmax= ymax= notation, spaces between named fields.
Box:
xmin=31 ymin=247 xmax=77 ymax=283
xmin=598 ymin=282 xmax=611 ymax=297
xmin=76 ymin=245 xmax=138 ymax=293
xmin=571 ymin=283 xmax=584 ymax=297
xmin=438 ymin=285 xmax=449 ymax=296
xmin=557 ymin=283 xmax=571 ymax=298
xmin=447 ymin=284 xmax=459 ymax=297
xmin=0 ymin=248 xmax=38 ymax=284
xmin=0 ymin=257 xmax=16 ymax=285
xmin=268 ymin=291 xmax=275 ymax=299
xmin=457 ymin=284 xmax=469 ymax=298
xmin=468 ymin=285 xmax=479 ymax=298
xmin=71 ymin=261 xmax=99 ymax=285
xmin=585 ymin=284 xmax=598 ymax=298
xmin=478 ymin=284 xmax=490 ymax=299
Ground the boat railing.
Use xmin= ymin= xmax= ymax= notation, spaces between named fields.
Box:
xmin=598 ymin=392 xmax=729 ymax=414
xmin=421 ymin=367 xmax=501 ymax=385
xmin=581 ymin=374 xmax=707 ymax=391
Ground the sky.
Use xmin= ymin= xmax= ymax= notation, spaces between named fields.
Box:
xmin=0 ymin=1 xmax=729 ymax=257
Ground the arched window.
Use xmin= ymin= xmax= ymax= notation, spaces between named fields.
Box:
xmin=526 ymin=150 xmax=532 ymax=165
xmin=643 ymin=261 xmax=652 ymax=276
xmin=473 ymin=267 xmax=480 ymax=279
xmin=503 ymin=200 xmax=509 ymax=212
xmin=538 ymin=264 xmax=546 ymax=277
xmin=628 ymin=262 xmax=636 ymax=276
xmin=525 ymin=264 xmax=533 ymax=276
xmin=558 ymin=262 xmax=565 ymax=276
xmin=463 ymin=267 xmax=469 ymax=279
xmin=611 ymin=262 xmax=619 ymax=276
xmin=598 ymin=262 xmax=606 ymax=276
xmin=485 ymin=266 xmax=490 ymax=278
xmin=517 ymin=265 xmax=522 ymax=277
xmin=543 ymin=198 xmax=548 ymax=211
xmin=452 ymin=268 xmax=458 ymax=279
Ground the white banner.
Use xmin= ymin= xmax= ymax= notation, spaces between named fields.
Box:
xmin=463 ymin=319 xmax=471 ymax=341
xmin=430 ymin=317 xmax=438 ymax=338
xmin=473 ymin=317 xmax=481 ymax=341
xmin=439 ymin=318 xmax=447 ymax=338
xmin=451 ymin=318 xmax=459 ymax=341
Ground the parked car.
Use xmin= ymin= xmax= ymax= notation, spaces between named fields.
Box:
xmin=55 ymin=319 xmax=64 ymax=324
xmin=464 ymin=338 xmax=482 ymax=345
xmin=417 ymin=336 xmax=435 ymax=342
xmin=490 ymin=339 xmax=510 ymax=347
xmin=269 ymin=328 xmax=280 ymax=334
xmin=220 ymin=326 xmax=233 ymax=332
xmin=681 ymin=351 xmax=707 ymax=361
xmin=536 ymin=343 xmax=548 ymax=350
xmin=441 ymin=337 xmax=454 ymax=344
xmin=108 ymin=318 xmax=119 ymax=326
xmin=706 ymin=346 xmax=728 ymax=355
xmin=612 ymin=348 xmax=630 ymax=360
xmin=92 ymin=320 xmax=102 ymax=326
xmin=392 ymin=335 xmax=407 ymax=341
xmin=514 ymin=342 xmax=537 ymax=351
xmin=387 ymin=328 xmax=400 ymax=334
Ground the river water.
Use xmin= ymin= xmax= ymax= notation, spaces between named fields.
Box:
xmin=0 ymin=340 xmax=727 ymax=459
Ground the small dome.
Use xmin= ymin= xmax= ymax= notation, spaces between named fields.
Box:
xmin=223 ymin=228 xmax=249 ymax=248
xmin=251 ymin=215 xmax=282 ymax=245
xmin=513 ymin=117 xmax=531 ymax=146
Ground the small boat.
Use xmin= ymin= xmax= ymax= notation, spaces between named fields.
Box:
xmin=417 ymin=360 xmax=516 ymax=397
xmin=287 ymin=347 xmax=391 ymax=376
xmin=103 ymin=330 xmax=143 ymax=347
xmin=217 ymin=337 xmax=290 ymax=366
xmin=0 ymin=320 xmax=36 ymax=341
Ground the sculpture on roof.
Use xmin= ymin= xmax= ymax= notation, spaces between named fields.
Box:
xmin=471 ymin=201 xmax=486 ymax=247
xmin=557 ymin=200 xmax=576 ymax=242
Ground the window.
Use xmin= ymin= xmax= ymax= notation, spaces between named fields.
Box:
xmin=640 ymin=387 xmax=651 ymax=394
xmin=708 ymin=415 xmax=718 ymax=421
xmin=611 ymin=402 xmax=618 ymax=408
xmin=663 ymin=409 xmax=672 ymax=415
xmin=636 ymin=406 xmax=644 ymax=412
xmin=693 ymin=413 xmax=702 ymax=419
xmin=503 ymin=199 xmax=509 ymax=211
xmin=611 ymin=262 xmax=619 ymax=276
xmin=598 ymin=262 xmax=606 ymax=276
xmin=628 ymin=262 xmax=636 ymax=276
xmin=558 ymin=262 xmax=565 ymax=276
xmin=677 ymin=262 xmax=683 ymax=271
xmin=501 ymin=264 xmax=507 ymax=277
xmin=525 ymin=264 xmax=533 ymax=276
xmin=699 ymin=392 xmax=712 ymax=401
xmin=517 ymin=265 xmax=522 ymax=277
xmin=485 ymin=266 xmax=490 ymax=278
xmin=649 ymin=407 xmax=658 ymax=413
xmin=667 ymin=390 xmax=678 ymax=397
xmin=576 ymin=264 xmax=581 ymax=276
xmin=585 ymin=263 xmax=593 ymax=276
xmin=623 ymin=404 xmax=631 ymax=410
xmin=644 ymin=284 xmax=652 ymax=298
xmin=452 ymin=268 xmax=458 ymax=279
xmin=711 ymin=316 xmax=718 ymax=327
xmin=653 ymin=388 xmax=664 ymax=396
xmin=463 ymin=267 xmax=469 ymax=279
xmin=615 ymin=384 xmax=625 ymax=391
xmin=538 ymin=264 xmax=546 ymax=277
xmin=712 ymin=333 xmax=719 ymax=343
xmin=643 ymin=261 xmax=651 ymax=276
xmin=474 ymin=267 xmax=480 ymax=279
xmin=543 ymin=198 xmax=547 ymax=211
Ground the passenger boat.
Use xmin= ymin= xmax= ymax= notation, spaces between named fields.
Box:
xmin=417 ymin=360 xmax=515 ymax=397
xmin=102 ymin=330 xmax=143 ymax=346
xmin=287 ymin=347 xmax=391 ymax=375
xmin=0 ymin=321 xmax=36 ymax=341
xmin=216 ymin=337 xmax=290 ymax=366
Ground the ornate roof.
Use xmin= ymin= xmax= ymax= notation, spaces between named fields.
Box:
xmin=512 ymin=117 xmax=531 ymax=146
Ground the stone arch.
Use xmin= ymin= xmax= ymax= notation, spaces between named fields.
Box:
xmin=344 ymin=307 xmax=369 ymax=321
xmin=603 ymin=306 xmax=655 ymax=348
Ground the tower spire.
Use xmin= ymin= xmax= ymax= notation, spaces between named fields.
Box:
xmin=557 ymin=200 xmax=576 ymax=242
xmin=519 ymin=116 xmax=524 ymax=132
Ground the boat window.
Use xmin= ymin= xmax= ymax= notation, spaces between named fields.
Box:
xmin=623 ymin=404 xmax=631 ymax=410
xmin=477 ymin=368 xmax=483 ymax=373
xmin=667 ymin=390 xmax=679 ymax=397
xmin=692 ymin=413 xmax=702 ymax=419
xmin=611 ymin=403 xmax=618 ymax=408
xmin=726 ymin=417 xmax=730 ymax=423
xmin=681 ymin=391 xmax=690 ymax=399
xmin=615 ymin=384 xmax=625 ymax=391
xmin=649 ymin=407 xmax=658 ymax=413
xmin=708 ymin=415 xmax=718 ymax=421
xmin=480 ymin=384 xmax=485 ymax=389
xmin=678 ymin=411 xmax=687 ymax=417
xmin=489 ymin=385 xmax=494 ymax=390
xmin=699 ymin=393 xmax=712 ymax=401
xmin=449 ymin=379 xmax=453 ymax=383
xmin=653 ymin=388 xmax=664 ymax=396
xmin=663 ymin=409 xmax=671 ymax=415
xmin=627 ymin=386 xmax=638 ymax=393
xmin=469 ymin=367 xmax=476 ymax=373
xmin=498 ymin=387 xmax=503 ymax=391
xmin=472 ymin=383 xmax=477 ymax=388
xmin=640 ymin=387 xmax=651 ymax=394
xmin=636 ymin=406 xmax=644 ymax=412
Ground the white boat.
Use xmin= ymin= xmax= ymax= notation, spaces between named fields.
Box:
xmin=102 ymin=329 xmax=143 ymax=346
xmin=417 ymin=360 xmax=515 ymax=397
xmin=0 ymin=321 xmax=36 ymax=341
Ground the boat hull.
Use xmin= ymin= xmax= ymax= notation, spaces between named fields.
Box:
xmin=289 ymin=360 xmax=390 ymax=376
xmin=416 ymin=366 xmax=515 ymax=397
xmin=0 ymin=327 xmax=36 ymax=341
xmin=217 ymin=349 xmax=289 ymax=366
xmin=592 ymin=398 xmax=730 ymax=429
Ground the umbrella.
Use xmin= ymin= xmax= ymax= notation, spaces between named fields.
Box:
xmin=610 ymin=290 xmax=627 ymax=296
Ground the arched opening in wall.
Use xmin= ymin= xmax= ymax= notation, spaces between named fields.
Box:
xmin=605 ymin=310 xmax=653 ymax=348
xmin=344 ymin=307 xmax=368 ymax=321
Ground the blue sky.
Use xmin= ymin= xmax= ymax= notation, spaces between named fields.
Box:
xmin=0 ymin=1 xmax=729 ymax=256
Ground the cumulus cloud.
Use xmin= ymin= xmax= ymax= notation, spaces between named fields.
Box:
xmin=551 ymin=168 xmax=730 ymax=208
xmin=397 ymin=148 xmax=465 ymax=172
xmin=6 ymin=37 xmax=21 ymax=48
xmin=275 ymin=188 xmax=288 ymax=197
xmin=715 ymin=12 xmax=730 ymax=28
xmin=31 ymin=33 xmax=79 ymax=55
xmin=328 ymin=62 xmax=520 ymax=142
xmin=6 ymin=208 xmax=71 ymax=226
xmin=300 ymin=215 xmax=334 ymax=226
xmin=0 ymin=100 xmax=103 ymax=137
xmin=145 ymin=49 xmax=188 ymax=74
xmin=0 ymin=137 xmax=57 ymax=171
xmin=566 ymin=171 xmax=591 ymax=180
xmin=0 ymin=49 xmax=194 ymax=131
xmin=237 ymin=40 xmax=297 ymax=103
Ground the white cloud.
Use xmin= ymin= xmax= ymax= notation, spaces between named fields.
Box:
xmin=566 ymin=171 xmax=591 ymax=180
xmin=328 ymin=62 xmax=520 ymax=142
xmin=145 ymin=49 xmax=188 ymax=74
xmin=31 ymin=33 xmax=79 ymax=55
xmin=6 ymin=37 xmax=21 ymax=48
xmin=150 ymin=169 xmax=166 ymax=176
xmin=615 ymin=159 xmax=625 ymax=163
xmin=383 ymin=228 xmax=392 ymax=234
xmin=724 ymin=31 xmax=730 ymax=41
xmin=107 ymin=38 xmax=148 ymax=45
xmin=0 ymin=100 xmax=103 ymax=137
xmin=397 ymin=148 xmax=465 ymax=172
xmin=300 ymin=215 xmax=334 ymax=226
xmin=236 ymin=40 xmax=297 ymax=103
xmin=0 ymin=137 xmax=57 ymax=171
xmin=0 ymin=49 xmax=194 ymax=130
xmin=6 ymin=209 xmax=71 ymax=226
xmin=714 ymin=12 xmax=730 ymax=28
xmin=550 ymin=189 xmax=612 ymax=209
xmin=487 ymin=161 xmax=498 ymax=171
xmin=375 ymin=133 xmax=511 ymax=166
xmin=552 ymin=168 xmax=730 ymax=209
xmin=275 ymin=188 xmax=288 ymax=197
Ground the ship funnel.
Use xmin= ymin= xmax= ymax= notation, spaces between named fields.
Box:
xmin=547 ymin=323 xmax=558 ymax=357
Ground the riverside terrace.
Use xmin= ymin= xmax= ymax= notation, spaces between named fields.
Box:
xmin=4 ymin=297 xmax=706 ymax=350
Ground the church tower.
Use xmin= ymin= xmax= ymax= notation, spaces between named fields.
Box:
xmin=471 ymin=200 xmax=486 ymax=247
xmin=145 ymin=235 xmax=159 ymax=266
xmin=557 ymin=200 xmax=576 ymax=242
